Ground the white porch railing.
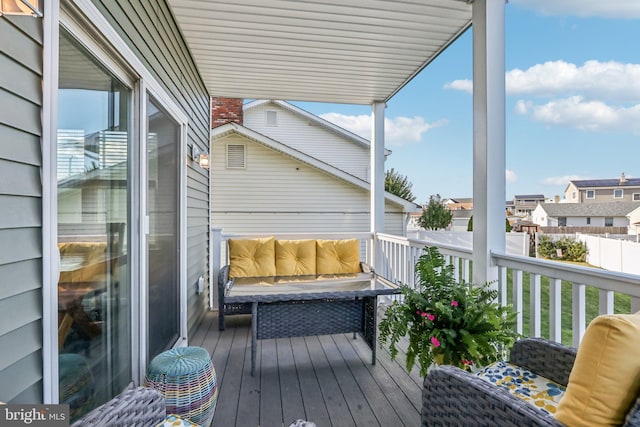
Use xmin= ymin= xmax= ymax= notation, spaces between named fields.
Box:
xmin=209 ymin=229 xmax=640 ymax=348
xmin=375 ymin=233 xmax=640 ymax=348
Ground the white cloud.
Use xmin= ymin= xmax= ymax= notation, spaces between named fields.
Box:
xmin=506 ymin=61 xmax=640 ymax=102
xmin=443 ymin=79 xmax=473 ymax=94
xmin=518 ymin=96 xmax=640 ymax=134
xmin=510 ymin=0 xmax=640 ymax=19
xmin=542 ymin=175 xmax=589 ymax=186
xmin=506 ymin=169 xmax=518 ymax=182
xmin=319 ymin=113 xmax=448 ymax=146
xmin=446 ymin=60 xmax=640 ymax=102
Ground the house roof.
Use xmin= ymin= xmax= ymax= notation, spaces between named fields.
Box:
xmin=167 ymin=0 xmax=472 ymax=104
xmin=211 ymin=122 xmax=421 ymax=212
xmin=536 ymin=202 xmax=640 ymax=218
xmin=243 ymin=100 xmax=391 ymax=155
xmin=514 ymin=194 xmax=545 ymax=199
xmin=569 ymin=178 xmax=640 ymax=189
xmin=445 ymin=197 xmax=472 ymax=204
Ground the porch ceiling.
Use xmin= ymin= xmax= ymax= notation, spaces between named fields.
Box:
xmin=168 ymin=0 xmax=472 ymax=104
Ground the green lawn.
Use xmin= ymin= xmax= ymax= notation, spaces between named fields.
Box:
xmin=505 ymin=269 xmax=631 ymax=346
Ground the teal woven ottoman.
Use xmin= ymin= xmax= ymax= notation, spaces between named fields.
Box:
xmin=144 ymin=347 xmax=218 ymax=426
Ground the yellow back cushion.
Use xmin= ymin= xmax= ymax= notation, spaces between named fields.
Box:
xmin=555 ymin=312 xmax=640 ymax=427
xmin=316 ymin=239 xmax=360 ymax=275
xmin=275 ymin=240 xmax=316 ymax=276
xmin=228 ymin=237 xmax=276 ymax=278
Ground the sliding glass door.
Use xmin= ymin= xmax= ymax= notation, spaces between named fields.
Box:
xmin=146 ymin=98 xmax=181 ymax=359
xmin=57 ymin=29 xmax=131 ymax=419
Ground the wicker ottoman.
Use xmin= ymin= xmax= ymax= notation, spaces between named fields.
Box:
xmin=144 ymin=347 xmax=218 ymax=426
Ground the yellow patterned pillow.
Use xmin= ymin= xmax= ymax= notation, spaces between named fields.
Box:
xmin=228 ymin=237 xmax=276 ymax=278
xmin=316 ymin=239 xmax=360 ymax=275
xmin=275 ymin=240 xmax=316 ymax=276
xmin=555 ymin=312 xmax=640 ymax=427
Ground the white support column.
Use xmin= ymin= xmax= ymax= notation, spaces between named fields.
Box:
xmin=371 ymin=102 xmax=386 ymax=271
xmin=472 ymin=0 xmax=506 ymax=285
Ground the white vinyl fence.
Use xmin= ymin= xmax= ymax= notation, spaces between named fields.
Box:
xmin=577 ymin=234 xmax=640 ymax=276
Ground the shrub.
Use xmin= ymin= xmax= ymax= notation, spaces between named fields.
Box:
xmin=537 ymin=235 xmax=588 ymax=262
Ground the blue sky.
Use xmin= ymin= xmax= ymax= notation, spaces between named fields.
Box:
xmin=293 ymin=0 xmax=640 ymax=204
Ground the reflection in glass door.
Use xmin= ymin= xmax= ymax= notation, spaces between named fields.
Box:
xmin=57 ymin=29 xmax=131 ymax=420
xmin=146 ymin=99 xmax=180 ymax=359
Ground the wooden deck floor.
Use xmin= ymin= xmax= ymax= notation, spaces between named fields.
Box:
xmin=190 ymin=311 xmax=423 ymax=427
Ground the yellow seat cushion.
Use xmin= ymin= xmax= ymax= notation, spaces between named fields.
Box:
xmin=275 ymin=240 xmax=316 ymax=276
xmin=228 ymin=237 xmax=276 ymax=278
xmin=316 ymin=239 xmax=360 ymax=275
xmin=555 ymin=312 xmax=640 ymax=427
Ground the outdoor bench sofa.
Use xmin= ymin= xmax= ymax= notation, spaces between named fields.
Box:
xmin=217 ymin=236 xmax=372 ymax=330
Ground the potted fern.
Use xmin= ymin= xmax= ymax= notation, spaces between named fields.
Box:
xmin=379 ymin=246 xmax=519 ymax=376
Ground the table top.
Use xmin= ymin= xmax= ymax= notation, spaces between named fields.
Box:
xmin=226 ymin=274 xmax=400 ymax=303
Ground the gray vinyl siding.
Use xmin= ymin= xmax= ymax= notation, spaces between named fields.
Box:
xmin=0 ymin=13 xmax=44 ymax=403
xmin=90 ymin=1 xmax=210 ymax=336
xmin=211 ymin=134 xmax=405 ymax=235
xmin=244 ymin=103 xmax=370 ymax=181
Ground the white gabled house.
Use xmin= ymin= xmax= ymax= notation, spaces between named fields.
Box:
xmin=211 ymin=100 xmax=420 ymax=236
xmin=532 ymin=202 xmax=640 ymax=231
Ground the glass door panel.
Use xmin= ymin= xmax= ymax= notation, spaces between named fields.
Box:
xmin=57 ymin=29 xmax=131 ymax=420
xmin=146 ymin=98 xmax=180 ymax=359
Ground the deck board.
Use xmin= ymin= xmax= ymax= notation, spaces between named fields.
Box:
xmin=196 ymin=311 xmax=422 ymax=427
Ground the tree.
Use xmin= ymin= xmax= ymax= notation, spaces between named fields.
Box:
xmin=418 ymin=194 xmax=453 ymax=230
xmin=467 ymin=215 xmax=512 ymax=232
xmin=385 ymin=168 xmax=416 ymax=202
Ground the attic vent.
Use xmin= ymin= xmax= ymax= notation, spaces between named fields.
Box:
xmin=265 ymin=110 xmax=278 ymax=126
xmin=226 ymin=144 xmax=246 ymax=169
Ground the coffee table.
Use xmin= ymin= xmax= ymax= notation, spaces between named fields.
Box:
xmin=225 ymin=274 xmax=400 ymax=375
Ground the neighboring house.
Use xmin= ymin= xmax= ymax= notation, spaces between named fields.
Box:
xmin=564 ymin=174 xmax=640 ymax=203
xmin=532 ymin=202 xmax=640 ymax=232
xmin=443 ymin=197 xmax=473 ymax=211
xmin=210 ymin=99 xmax=420 ymax=236
xmin=451 ymin=209 xmax=473 ymax=231
xmin=628 ymin=206 xmax=640 ymax=236
xmin=513 ymin=194 xmax=545 ymax=218
xmin=0 ymin=1 xmax=210 ymax=413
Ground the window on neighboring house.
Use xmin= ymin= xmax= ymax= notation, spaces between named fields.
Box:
xmin=558 ymin=217 xmax=567 ymax=226
xmin=586 ymin=190 xmax=595 ymax=199
xmin=572 ymin=191 xmax=576 ymax=200
xmin=633 ymin=193 xmax=640 ymax=201
xmin=265 ymin=110 xmax=278 ymax=126
xmin=586 ymin=217 xmax=591 ymax=225
xmin=605 ymin=217 xmax=614 ymax=227
xmin=226 ymin=144 xmax=246 ymax=168
xmin=614 ymin=189 xmax=623 ymax=199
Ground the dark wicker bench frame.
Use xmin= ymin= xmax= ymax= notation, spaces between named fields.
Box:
xmin=421 ymin=338 xmax=640 ymax=426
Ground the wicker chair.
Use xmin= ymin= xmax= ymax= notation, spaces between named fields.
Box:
xmin=421 ymin=338 xmax=640 ymax=426
xmin=71 ymin=385 xmax=166 ymax=427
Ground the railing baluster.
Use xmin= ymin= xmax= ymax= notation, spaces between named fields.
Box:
xmin=498 ymin=266 xmax=507 ymax=307
xmin=453 ymin=256 xmax=460 ymax=282
xmin=572 ymin=283 xmax=586 ymax=347
xmin=549 ymin=278 xmax=562 ymax=343
xmin=513 ymin=269 xmax=523 ymax=335
xmin=598 ymin=289 xmax=614 ymax=315
xmin=462 ymin=258 xmax=470 ymax=283
xmin=530 ymin=273 xmax=541 ymax=337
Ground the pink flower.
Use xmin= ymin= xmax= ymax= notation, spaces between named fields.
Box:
xmin=426 ymin=313 xmax=435 ymax=321
xmin=430 ymin=337 xmax=441 ymax=347
xmin=421 ymin=312 xmax=428 ymax=317
xmin=451 ymin=300 xmax=459 ymax=307
xmin=416 ymin=310 xmax=421 ymax=315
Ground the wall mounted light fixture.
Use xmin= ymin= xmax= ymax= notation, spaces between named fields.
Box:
xmin=0 ymin=0 xmax=42 ymax=17
xmin=190 ymin=145 xmax=210 ymax=169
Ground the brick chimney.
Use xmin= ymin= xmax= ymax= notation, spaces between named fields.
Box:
xmin=211 ymin=97 xmax=243 ymax=128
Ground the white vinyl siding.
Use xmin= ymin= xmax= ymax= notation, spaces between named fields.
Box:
xmin=0 ymin=13 xmax=44 ymax=403
xmin=211 ymin=135 xmax=405 ymax=235
xmin=244 ymin=103 xmax=370 ymax=181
